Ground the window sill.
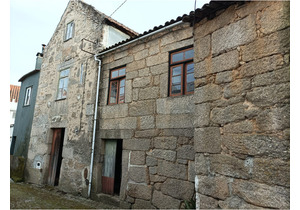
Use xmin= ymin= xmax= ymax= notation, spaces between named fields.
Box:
xmin=55 ymin=98 xmax=67 ymax=102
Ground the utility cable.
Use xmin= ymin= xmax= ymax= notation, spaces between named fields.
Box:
xmin=109 ymin=0 xmax=127 ymax=17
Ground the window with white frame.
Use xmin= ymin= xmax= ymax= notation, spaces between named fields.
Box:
xmin=24 ymin=86 xmax=32 ymax=106
xmin=65 ymin=21 xmax=74 ymax=41
xmin=57 ymin=69 xmax=69 ymax=100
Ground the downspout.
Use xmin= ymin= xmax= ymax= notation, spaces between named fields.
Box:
xmin=88 ymin=55 xmax=102 ymax=198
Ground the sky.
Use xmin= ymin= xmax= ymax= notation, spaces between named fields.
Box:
xmin=10 ymin=0 xmax=210 ymax=86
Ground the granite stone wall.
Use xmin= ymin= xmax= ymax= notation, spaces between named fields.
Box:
xmin=193 ymin=1 xmax=290 ymax=209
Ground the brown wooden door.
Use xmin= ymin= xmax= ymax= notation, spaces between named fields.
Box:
xmin=48 ymin=128 xmax=64 ymax=186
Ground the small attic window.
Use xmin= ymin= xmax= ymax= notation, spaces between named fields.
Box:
xmin=65 ymin=21 xmax=74 ymax=41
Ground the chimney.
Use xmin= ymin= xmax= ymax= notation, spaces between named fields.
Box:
xmin=35 ymin=44 xmax=46 ymax=70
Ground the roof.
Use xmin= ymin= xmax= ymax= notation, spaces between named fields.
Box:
xmin=10 ymin=85 xmax=20 ymax=103
xmin=98 ymin=0 xmax=246 ymax=54
xmin=18 ymin=70 xmax=40 ymax=82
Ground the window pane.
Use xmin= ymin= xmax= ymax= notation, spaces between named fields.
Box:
xmin=119 ymin=87 xmax=125 ymax=103
xmin=172 ymin=75 xmax=181 ymax=85
xmin=185 ymin=49 xmax=194 ymax=59
xmin=171 ymin=85 xmax=182 ymax=94
xmin=110 ymin=81 xmax=118 ymax=104
xmin=59 ymin=79 xmax=64 ymax=88
xmin=119 ymin=68 xmax=125 ymax=77
xmin=172 ymin=52 xmax=184 ymax=63
xmin=111 ymin=70 xmax=118 ymax=78
xmin=187 ymin=73 xmax=195 ymax=83
xmin=186 ymin=82 xmax=194 ymax=93
xmin=120 ymin=79 xmax=125 ymax=87
xmin=62 ymin=88 xmax=68 ymax=97
xmin=63 ymin=77 xmax=69 ymax=89
xmin=57 ymin=88 xmax=63 ymax=99
xmin=172 ymin=66 xmax=182 ymax=76
xmin=186 ymin=63 xmax=194 ymax=73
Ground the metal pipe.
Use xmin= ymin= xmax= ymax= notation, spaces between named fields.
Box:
xmin=96 ymin=21 xmax=183 ymax=57
xmin=88 ymin=55 xmax=102 ymax=198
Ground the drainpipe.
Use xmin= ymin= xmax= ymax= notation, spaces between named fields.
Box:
xmin=88 ymin=55 xmax=102 ymax=198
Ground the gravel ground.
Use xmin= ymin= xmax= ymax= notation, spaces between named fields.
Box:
xmin=10 ymin=182 xmax=117 ymax=209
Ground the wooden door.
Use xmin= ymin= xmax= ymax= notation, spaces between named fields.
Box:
xmin=102 ymin=140 xmax=117 ymax=195
xmin=48 ymin=128 xmax=64 ymax=186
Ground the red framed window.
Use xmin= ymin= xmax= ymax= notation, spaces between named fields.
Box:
xmin=169 ymin=47 xmax=194 ymax=96
xmin=108 ymin=67 xmax=126 ymax=105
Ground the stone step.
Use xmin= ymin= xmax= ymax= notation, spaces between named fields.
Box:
xmin=93 ymin=193 xmax=120 ymax=208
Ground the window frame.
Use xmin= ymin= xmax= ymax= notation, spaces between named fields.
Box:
xmin=57 ymin=68 xmax=70 ymax=100
xmin=24 ymin=86 xmax=32 ymax=106
xmin=65 ymin=21 xmax=74 ymax=41
xmin=108 ymin=67 xmax=126 ymax=105
xmin=169 ymin=46 xmax=194 ymax=97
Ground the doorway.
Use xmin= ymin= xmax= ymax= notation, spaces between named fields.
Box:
xmin=48 ymin=128 xmax=65 ymax=186
xmin=102 ymin=139 xmax=122 ymax=195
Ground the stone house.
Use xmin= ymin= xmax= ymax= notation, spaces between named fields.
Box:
xmin=26 ymin=0 xmax=290 ymax=209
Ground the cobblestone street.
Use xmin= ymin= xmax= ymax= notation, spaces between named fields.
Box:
xmin=10 ymin=182 xmax=117 ymax=209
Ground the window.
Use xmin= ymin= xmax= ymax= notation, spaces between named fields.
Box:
xmin=169 ymin=47 xmax=194 ymax=96
xmin=24 ymin=86 xmax=32 ymax=106
xmin=79 ymin=63 xmax=84 ymax=84
xmin=57 ymin=69 xmax=69 ymax=100
xmin=108 ymin=67 xmax=126 ymax=105
xmin=65 ymin=21 xmax=74 ymax=40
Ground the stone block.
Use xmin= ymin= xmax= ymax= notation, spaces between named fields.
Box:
xmin=139 ymin=87 xmax=159 ymax=100
xmin=218 ymin=196 xmax=261 ymax=209
xmin=232 ymin=179 xmax=289 ymax=209
xmin=135 ymin=129 xmax=159 ymax=138
xmin=101 ymin=117 xmax=137 ymax=129
xmin=159 ymin=73 xmax=168 ymax=98
xmin=161 ymin=178 xmax=194 ymax=200
xmin=146 ymin=156 xmax=158 ymax=167
xmin=156 ymin=96 xmax=194 ymax=114
xmin=177 ymin=145 xmax=195 ymax=160
xmin=194 ymin=34 xmax=211 ymax=62
xmin=123 ymin=138 xmax=151 ymax=151
xmin=188 ymin=161 xmax=195 ymax=182
xmin=210 ymin=154 xmax=252 ymax=179
xmin=194 ymin=103 xmax=210 ymax=127
xmin=223 ymin=78 xmax=251 ymax=99
xmin=161 ymin=128 xmax=194 ymax=137
xmin=125 ymin=80 xmax=132 ymax=103
xmin=148 ymin=149 xmax=176 ymax=162
xmin=212 ymin=15 xmax=256 ymax=55
xmin=149 ymin=166 xmax=157 ymax=175
xmin=194 ymin=84 xmax=222 ymax=104
xmin=239 ymin=54 xmax=284 ymax=78
xmin=128 ymin=166 xmax=149 ymax=184
xmin=215 ymin=71 xmax=234 ymax=84
xmin=196 ymin=175 xmax=230 ymax=200
xmin=194 ymin=127 xmax=221 ymax=154
xmin=134 ymin=49 xmax=149 ymax=61
xmin=198 ymin=194 xmax=219 ymax=209
xmin=138 ymin=68 xmax=150 ymax=77
xmin=257 ymin=1 xmax=290 ymax=35
xmin=211 ymin=50 xmax=239 ymax=74
xmin=129 ymin=100 xmax=155 ymax=116
xmin=161 ymin=38 xmax=193 ymax=54
xmin=153 ymin=137 xmax=177 ymax=150
xmin=146 ymin=53 xmax=168 ymax=67
xmin=132 ymin=199 xmax=155 ymax=209
xmin=149 ymin=174 xmax=167 ymax=183
xmin=256 ymin=105 xmax=289 ymax=132
xmin=152 ymin=190 xmax=181 ymax=209
xmin=222 ymin=134 xmax=290 ymax=159
xmin=223 ymin=120 xmax=254 ymax=134
xmin=100 ymin=104 xmax=128 ymax=119
xmin=149 ymin=63 xmax=168 ymax=75
xmin=246 ymin=83 xmax=289 ymax=107
xmin=127 ymin=59 xmax=146 ymax=72
xmin=100 ymin=129 xmax=134 ymax=139
xmin=252 ymin=67 xmax=290 ymax=88
xmin=253 ymin=158 xmax=289 ymax=187
xmin=127 ymin=183 xmax=152 ymax=201
xmin=241 ymin=28 xmax=290 ymax=62
xmin=195 ymin=154 xmax=209 ymax=175
xmin=157 ymin=160 xmax=187 ymax=180
xmin=156 ymin=114 xmax=194 ymax=129
xmin=130 ymin=151 xmax=145 ymax=165
xmin=139 ymin=115 xmax=155 ymax=130
xmin=211 ymin=103 xmax=247 ymax=125
xmin=132 ymin=77 xmax=150 ymax=88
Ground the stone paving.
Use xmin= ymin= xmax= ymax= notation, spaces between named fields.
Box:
xmin=10 ymin=182 xmax=117 ymax=209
